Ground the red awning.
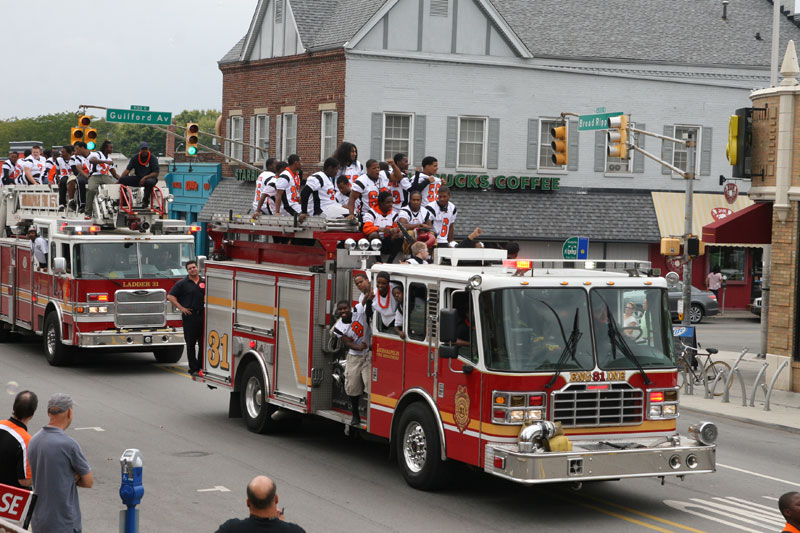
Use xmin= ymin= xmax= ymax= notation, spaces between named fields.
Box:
xmin=702 ymin=202 xmax=772 ymax=244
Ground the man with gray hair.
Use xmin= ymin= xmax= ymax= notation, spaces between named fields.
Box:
xmin=28 ymin=393 xmax=93 ymax=533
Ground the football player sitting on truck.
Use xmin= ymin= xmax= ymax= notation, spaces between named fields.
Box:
xmin=332 ymin=300 xmax=372 ymax=426
xmin=362 ymin=191 xmax=403 ymax=261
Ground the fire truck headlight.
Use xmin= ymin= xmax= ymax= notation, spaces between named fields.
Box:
xmin=357 ymin=238 xmax=370 ymax=251
xmin=344 ymin=238 xmax=356 ymax=251
xmin=468 ymin=275 xmax=482 ymax=289
xmin=525 ymin=409 xmax=543 ymax=421
xmin=649 ymin=405 xmax=662 ymax=418
xmin=370 ymin=238 xmax=382 ymax=251
xmin=663 ymin=404 xmax=677 ymax=416
xmin=509 ymin=410 xmax=525 ymax=423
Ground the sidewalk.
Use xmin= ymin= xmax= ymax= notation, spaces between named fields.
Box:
xmin=678 ymin=348 xmax=800 ymax=434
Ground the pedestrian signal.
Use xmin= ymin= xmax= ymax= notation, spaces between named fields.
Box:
xmin=70 ymin=127 xmax=85 ymax=145
xmin=550 ymin=123 xmax=568 ymax=166
xmin=186 ymin=123 xmax=199 ymax=156
xmin=727 ymin=108 xmax=752 ymax=178
xmin=607 ymin=115 xmax=628 ymax=159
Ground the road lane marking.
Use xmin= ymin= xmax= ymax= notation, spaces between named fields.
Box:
xmin=698 ymin=498 xmax=784 ymax=527
xmin=664 ymin=496 xmax=784 ymax=533
xmin=154 ymin=365 xmax=192 ymax=379
xmin=575 ymin=492 xmax=705 ymax=532
xmin=74 ymin=427 xmax=105 ymax=432
xmin=550 ymin=491 xmax=677 ymax=532
xmin=761 ymin=496 xmax=778 ymax=501
xmin=717 ymin=463 xmax=800 ymax=488
xmin=197 ymin=486 xmax=230 ymax=493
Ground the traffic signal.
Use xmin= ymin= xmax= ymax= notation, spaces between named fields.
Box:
xmin=186 ymin=123 xmax=199 ymax=156
xmin=70 ymin=127 xmax=85 ymax=145
xmin=550 ymin=123 xmax=568 ymax=166
xmin=607 ymin=115 xmax=628 ymax=159
xmin=686 ymin=236 xmax=705 ymax=257
xmin=85 ymin=128 xmax=98 ymax=150
xmin=727 ymin=107 xmax=752 ymax=178
xmin=78 ymin=115 xmax=92 ymax=128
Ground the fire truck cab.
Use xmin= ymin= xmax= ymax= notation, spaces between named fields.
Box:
xmin=0 ymin=185 xmax=196 ymax=365
xmin=199 ymin=215 xmax=717 ymax=490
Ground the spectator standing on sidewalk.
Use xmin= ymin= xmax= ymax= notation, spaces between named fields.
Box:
xmin=29 ymin=393 xmax=93 ymax=533
xmin=216 ymin=475 xmax=305 ymax=532
xmin=706 ymin=266 xmax=723 ymax=300
xmin=0 ymin=390 xmax=38 ymax=488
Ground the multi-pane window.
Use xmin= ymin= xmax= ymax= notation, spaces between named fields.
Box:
xmin=539 ymin=118 xmax=565 ymax=170
xmin=255 ymin=115 xmax=268 ymax=161
xmin=282 ymin=113 xmax=297 ymax=159
xmin=321 ymin=111 xmax=337 ymax=160
xmin=230 ymin=116 xmax=244 ymax=161
xmin=672 ymin=126 xmax=700 ymax=173
xmin=383 ymin=113 xmax=412 ymax=161
xmin=458 ymin=117 xmax=486 ymax=168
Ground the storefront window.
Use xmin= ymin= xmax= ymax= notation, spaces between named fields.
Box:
xmin=708 ymin=247 xmax=745 ymax=281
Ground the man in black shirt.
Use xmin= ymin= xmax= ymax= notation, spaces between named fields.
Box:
xmin=216 ymin=476 xmax=305 ymax=533
xmin=0 ymin=390 xmax=38 ymax=488
xmin=167 ymin=260 xmax=205 ymax=375
xmin=119 ymin=142 xmax=160 ymax=207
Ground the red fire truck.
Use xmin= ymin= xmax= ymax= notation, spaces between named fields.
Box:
xmin=0 ymin=185 xmax=196 ymax=365
xmin=197 ymin=215 xmax=717 ymax=490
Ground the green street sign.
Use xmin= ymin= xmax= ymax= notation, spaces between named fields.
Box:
xmin=130 ymin=105 xmax=150 ymax=111
xmin=106 ymin=108 xmax=171 ymax=125
xmin=562 ymin=236 xmax=589 ymax=260
xmin=578 ymin=111 xmax=623 ymax=131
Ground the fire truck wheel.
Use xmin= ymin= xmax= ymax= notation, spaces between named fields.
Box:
xmin=43 ymin=313 xmax=70 ymax=366
xmin=240 ymin=362 xmax=278 ymax=434
xmin=153 ymin=346 xmax=184 ymax=364
xmin=396 ymin=402 xmax=449 ymax=490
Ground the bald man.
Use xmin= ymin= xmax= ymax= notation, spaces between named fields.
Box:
xmin=216 ymin=475 xmax=305 ymax=532
xmin=780 ymin=492 xmax=800 ymax=533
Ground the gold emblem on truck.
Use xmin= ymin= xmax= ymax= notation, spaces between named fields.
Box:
xmin=454 ymin=385 xmax=470 ymax=433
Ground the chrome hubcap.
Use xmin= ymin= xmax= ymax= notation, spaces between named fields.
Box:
xmin=403 ymin=422 xmax=427 ymax=473
xmin=245 ymin=376 xmax=263 ymax=420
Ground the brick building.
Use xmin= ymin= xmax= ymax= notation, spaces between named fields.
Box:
xmin=208 ymin=0 xmax=800 ymax=311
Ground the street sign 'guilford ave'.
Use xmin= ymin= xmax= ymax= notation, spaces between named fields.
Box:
xmin=578 ymin=111 xmax=623 ymax=131
xmin=106 ymin=108 xmax=171 ymax=125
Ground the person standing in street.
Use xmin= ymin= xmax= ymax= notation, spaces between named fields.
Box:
xmin=779 ymin=492 xmax=800 ymax=533
xmin=216 ymin=475 xmax=305 ymax=532
xmin=167 ymin=260 xmax=206 ymax=376
xmin=119 ymin=142 xmax=160 ymax=207
xmin=706 ymin=265 xmax=723 ymax=300
xmin=0 ymin=390 xmax=38 ymax=488
xmin=29 ymin=393 xmax=93 ymax=533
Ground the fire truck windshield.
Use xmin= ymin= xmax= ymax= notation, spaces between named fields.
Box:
xmin=480 ymin=288 xmax=594 ymax=372
xmin=73 ymin=242 xmax=194 ymax=279
xmin=590 ymin=288 xmax=674 ymax=369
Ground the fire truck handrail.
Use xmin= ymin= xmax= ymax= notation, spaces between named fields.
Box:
xmin=209 ymin=213 xmax=360 ymax=232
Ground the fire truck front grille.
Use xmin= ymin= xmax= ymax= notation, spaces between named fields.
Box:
xmin=552 ymin=383 xmax=644 ymax=427
xmin=114 ymin=289 xmax=167 ymax=328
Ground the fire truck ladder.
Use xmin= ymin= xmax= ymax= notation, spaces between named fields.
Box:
xmin=208 ymin=213 xmax=359 ymax=234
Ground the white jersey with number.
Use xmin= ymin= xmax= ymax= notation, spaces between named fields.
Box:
xmin=425 ymin=201 xmax=458 ymax=244
xmin=397 ymin=206 xmax=431 ymax=226
xmin=88 ymin=151 xmax=113 ymax=176
xmin=18 ymin=155 xmax=46 ymax=184
xmin=253 ymin=171 xmax=275 ymax=213
xmin=333 ymin=302 xmax=371 ymax=356
xmin=410 ymin=173 xmax=441 ymax=207
xmin=304 ymin=171 xmax=338 ymax=214
xmin=337 ymin=161 xmax=364 ymax=186
xmin=56 ymin=156 xmax=71 ymax=184
xmin=351 ymin=174 xmax=389 ymax=214
xmin=381 ymin=170 xmax=411 ymax=212
xmin=274 ymin=169 xmax=301 ymax=216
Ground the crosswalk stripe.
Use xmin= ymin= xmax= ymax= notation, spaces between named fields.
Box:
xmin=695 ymin=498 xmax=784 ymax=527
xmin=717 ymin=463 xmax=800 ymax=488
xmin=663 ymin=500 xmax=767 ymax=533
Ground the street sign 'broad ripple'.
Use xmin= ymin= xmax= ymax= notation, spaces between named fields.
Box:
xmin=106 ymin=108 xmax=171 ymax=125
xmin=578 ymin=111 xmax=623 ymax=131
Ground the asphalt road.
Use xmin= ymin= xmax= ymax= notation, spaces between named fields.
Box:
xmin=1 ymin=337 xmax=796 ymax=532
xmin=692 ymin=315 xmax=761 ymax=354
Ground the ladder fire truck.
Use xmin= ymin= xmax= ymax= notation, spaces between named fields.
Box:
xmin=0 ymin=184 xmax=196 ymax=365
xmin=197 ymin=215 xmax=717 ymax=490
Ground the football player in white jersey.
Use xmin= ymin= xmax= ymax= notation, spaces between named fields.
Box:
xmin=383 ymin=153 xmax=411 ymax=212
xmin=333 ymin=142 xmax=364 ymax=185
xmin=409 ymin=156 xmax=442 ymax=208
xmin=300 ymin=157 xmax=346 ymax=220
xmin=274 ymin=154 xmax=303 ymax=216
xmin=252 ymin=158 xmax=277 ymax=215
xmin=348 ymin=159 xmax=388 ymax=218
xmin=19 ymin=145 xmax=46 ymax=185
xmin=425 ymin=185 xmax=457 ymax=246
xmin=335 ymin=175 xmax=351 ymax=208
xmin=1 ymin=151 xmax=19 ymax=185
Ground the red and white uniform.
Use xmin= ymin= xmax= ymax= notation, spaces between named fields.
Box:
xmin=253 ymin=171 xmax=275 ymax=214
xmin=381 ymin=170 xmax=411 ymax=212
xmin=17 ymin=155 xmax=46 ymax=184
xmin=397 ymin=205 xmax=431 ymax=227
xmin=351 ymin=173 xmax=389 ymax=213
xmin=332 ymin=302 xmax=371 ymax=357
xmin=87 ymin=152 xmax=113 ymax=176
xmin=274 ymin=168 xmax=301 ymax=216
xmin=336 ymin=161 xmax=364 ymax=186
xmin=411 ymin=173 xmax=441 ymax=207
xmin=2 ymin=159 xmax=18 ymax=185
xmin=425 ymin=201 xmax=458 ymax=244
xmin=362 ymin=206 xmax=397 ymax=237
xmin=55 ymin=156 xmax=71 ymax=184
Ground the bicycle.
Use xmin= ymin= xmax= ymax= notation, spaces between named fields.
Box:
xmin=676 ymin=343 xmax=732 ymax=396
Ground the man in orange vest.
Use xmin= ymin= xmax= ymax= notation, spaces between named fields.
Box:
xmin=0 ymin=390 xmax=38 ymax=488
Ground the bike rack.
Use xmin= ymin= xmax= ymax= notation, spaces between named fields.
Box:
xmin=726 ymin=348 xmax=748 ymax=389
xmin=763 ymin=360 xmax=790 ymax=412
xmin=681 ymin=364 xmax=693 ymax=395
xmin=700 ymin=358 xmax=713 ymax=399
xmin=719 ymin=367 xmax=748 ymax=406
xmin=748 ymin=361 xmax=770 ymax=407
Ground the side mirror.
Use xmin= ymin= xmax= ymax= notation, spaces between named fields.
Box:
xmin=53 ymin=257 xmax=66 ymax=274
xmin=439 ymin=309 xmax=458 ymax=343
xmin=197 ymin=255 xmax=207 ymax=274
xmin=439 ymin=344 xmax=458 ymax=359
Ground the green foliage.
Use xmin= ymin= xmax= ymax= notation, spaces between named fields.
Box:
xmin=0 ymin=109 xmax=221 ymax=158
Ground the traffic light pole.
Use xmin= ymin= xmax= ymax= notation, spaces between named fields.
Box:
xmin=148 ymin=124 xmax=262 ymax=172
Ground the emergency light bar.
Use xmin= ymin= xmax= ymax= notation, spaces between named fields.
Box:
xmin=59 ymin=222 xmax=100 ymax=235
xmin=162 ymin=224 xmax=202 ymax=235
xmin=500 ymin=258 xmax=654 ymax=276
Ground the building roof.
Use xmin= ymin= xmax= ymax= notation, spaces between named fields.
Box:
xmin=490 ymin=0 xmax=799 ymax=67
xmin=452 ymin=188 xmax=661 ymax=243
xmin=199 ymin=179 xmax=661 ymax=243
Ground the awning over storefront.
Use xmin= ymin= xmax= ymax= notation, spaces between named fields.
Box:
xmin=702 ymin=201 xmax=772 ymax=244
xmin=651 ymin=191 xmax=761 ymax=247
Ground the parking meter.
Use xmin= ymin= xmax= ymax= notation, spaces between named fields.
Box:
xmin=119 ymin=449 xmax=143 ymax=533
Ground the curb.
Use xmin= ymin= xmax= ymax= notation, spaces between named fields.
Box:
xmin=681 ymin=406 xmax=800 ymax=436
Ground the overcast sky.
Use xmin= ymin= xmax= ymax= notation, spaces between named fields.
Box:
xmin=0 ymin=0 xmax=257 ymax=121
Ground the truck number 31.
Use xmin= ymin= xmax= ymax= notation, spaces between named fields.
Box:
xmin=207 ymin=330 xmax=230 ymax=370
